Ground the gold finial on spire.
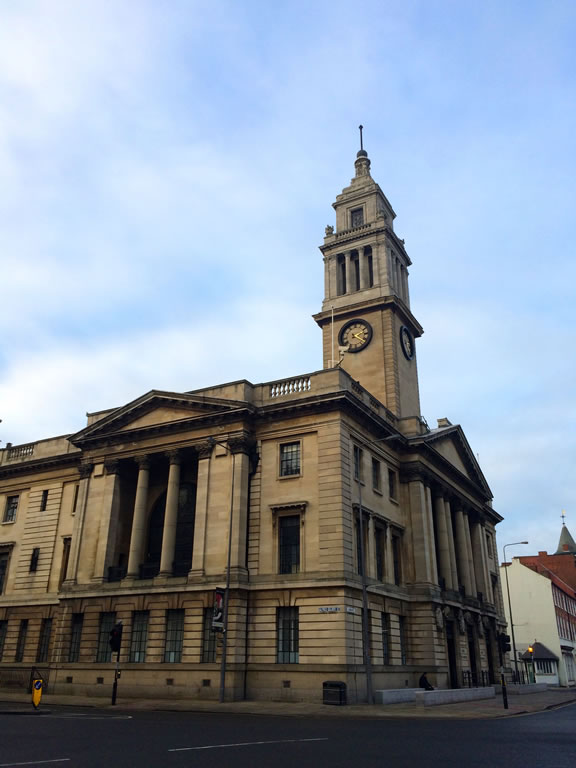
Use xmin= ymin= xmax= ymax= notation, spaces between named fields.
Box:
xmin=561 ymin=509 xmax=566 ymax=525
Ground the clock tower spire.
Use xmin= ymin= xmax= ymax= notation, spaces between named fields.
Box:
xmin=314 ymin=138 xmax=423 ymax=425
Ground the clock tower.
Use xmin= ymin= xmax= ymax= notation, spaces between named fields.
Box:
xmin=313 ymin=140 xmax=423 ymax=424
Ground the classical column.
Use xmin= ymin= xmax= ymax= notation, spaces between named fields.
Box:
xmin=479 ymin=524 xmax=494 ymax=603
xmin=444 ymin=498 xmax=459 ymax=590
xmin=159 ymin=451 xmax=181 ymax=576
xmin=126 ymin=456 xmax=150 ymax=578
xmin=409 ymin=480 xmax=437 ymax=585
xmin=190 ymin=442 xmax=213 ymax=578
xmin=367 ymin=514 xmax=377 ymax=579
xmin=63 ymin=462 xmax=93 ymax=586
xmin=471 ymin=520 xmax=487 ymax=599
xmin=433 ymin=492 xmax=452 ymax=590
xmin=92 ymin=460 xmax=121 ymax=583
xmin=228 ymin=435 xmax=253 ymax=575
xmin=463 ymin=511 xmax=477 ymax=596
xmin=385 ymin=523 xmax=394 ymax=584
xmin=359 ymin=248 xmax=369 ymax=290
xmin=454 ymin=507 xmax=473 ymax=596
xmin=345 ymin=251 xmax=354 ymax=294
xmin=425 ymin=484 xmax=439 ymax=585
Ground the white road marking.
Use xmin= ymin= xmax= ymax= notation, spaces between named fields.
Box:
xmin=169 ymin=737 xmax=328 ymax=752
xmin=0 ymin=760 xmax=70 ymax=767
xmin=41 ymin=714 xmax=132 ymax=720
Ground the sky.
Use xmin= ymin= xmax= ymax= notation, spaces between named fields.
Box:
xmin=1 ymin=0 xmax=574 ymax=561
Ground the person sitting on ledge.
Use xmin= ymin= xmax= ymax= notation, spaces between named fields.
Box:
xmin=419 ymin=672 xmax=434 ymax=691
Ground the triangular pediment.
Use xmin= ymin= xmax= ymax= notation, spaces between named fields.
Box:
xmin=70 ymin=390 xmax=250 ymax=445
xmin=420 ymin=425 xmax=492 ymax=498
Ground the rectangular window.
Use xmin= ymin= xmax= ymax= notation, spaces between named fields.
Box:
xmin=3 ymin=495 xmax=18 ymax=523
xmin=40 ymin=490 xmax=49 ymax=512
xmin=277 ymin=607 xmax=299 ymax=664
xmin=353 ymin=446 xmax=364 ymax=482
xmin=71 ymin=484 xmax=80 ymax=515
xmin=392 ymin=534 xmax=401 ymax=586
xmin=279 ymin=515 xmax=300 ymax=574
xmin=375 ymin=527 xmax=385 ymax=581
xmin=201 ymin=607 xmax=217 ymax=663
xmin=388 ymin=469 xmax=397 ymax=500
xmin=485 ymin=532 xmax=493 ymax=558
xmin=164 ymin=609 xmax=184 ymax=663
xmin=0 ymin=620 xmax=7 ymax=661
xmin=36 ymin=618 xmax=53 ymax=662
xmin=15 ymin=619 xmax=28 ymax=662
xmin=0 ymin=551 xmax=9 ymax=594
xmin=279 ymin=442 xmax=300 ymax=477
xmin=381 ymin=613 xmax=390 ymax=664
xmin=29 ymin=548 xmax=40 ymax=573
xmin=399 ymin=616 xmax=407 ymax=665
xmin=372 ymin=458 xmax=381 ymax=491
xmin=96 ymin=612 xmax=116 ymax=663
xmin=350 ymin=207 xmax=364 ymax=227
xmin=129 ymin=611 xmax=149 ymax=663
xmin=68 ymin=613 xmax=84 ymax=663
xmin=59 ymin=538 xmax=71 ymax=588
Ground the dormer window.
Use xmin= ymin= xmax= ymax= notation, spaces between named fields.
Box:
xmin=350 ymin=208 xmax=364 ymax=228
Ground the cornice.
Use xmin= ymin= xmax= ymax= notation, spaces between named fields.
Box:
xmin=72 ymin=405 xmax=258 ymax=450
xmin=313 ymin=295 xmax=424 ymax=337
xmin=399 ymin=459 xmax=498 ymax=522
xmin=0 ymin=453 xmax=80 ymax=480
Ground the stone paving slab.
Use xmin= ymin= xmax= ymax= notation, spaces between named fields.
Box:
xmin=1 ymin=689 xmax=575 ymax=720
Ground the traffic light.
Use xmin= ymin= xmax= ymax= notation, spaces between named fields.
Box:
xmin=109 ymin=622 xmax=123 ymax=654
xmin=499 ymin=633 xmax=511 ymax=654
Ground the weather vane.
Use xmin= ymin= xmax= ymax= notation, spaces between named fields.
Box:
xmin=359 ymin=124 xmax=364 ymax=151
xmin=561 ymin=509 xmax=566 ymax=524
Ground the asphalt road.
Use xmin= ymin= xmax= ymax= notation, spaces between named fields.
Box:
xmin=1 ymin=703 xmax=575 ymax=767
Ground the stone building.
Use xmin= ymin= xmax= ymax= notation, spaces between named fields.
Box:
xmin=0 ymin=145 xmax=505 ymax=702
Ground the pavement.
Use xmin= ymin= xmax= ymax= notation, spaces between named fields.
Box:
xmin=1 ymin=687 xmax=575 ymax=719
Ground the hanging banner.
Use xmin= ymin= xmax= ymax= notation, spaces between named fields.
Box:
xmin=212 ymin=588 xmax=225 ymax=631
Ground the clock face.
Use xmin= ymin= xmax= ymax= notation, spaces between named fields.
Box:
xmin=400 ymin=326 xmax=415 ymax=360
xmin=339 ymin=319 xmax=373 ymax=353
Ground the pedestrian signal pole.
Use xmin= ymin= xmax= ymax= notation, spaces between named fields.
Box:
xmin=109 ymin=621 xmax=123 ymax=706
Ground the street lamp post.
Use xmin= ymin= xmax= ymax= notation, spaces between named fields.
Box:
xmin=503 ymin=541 xmax=528 ymax=682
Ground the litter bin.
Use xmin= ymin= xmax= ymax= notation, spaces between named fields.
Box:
xmin=323 ymin=680 xmax=347 ymax=705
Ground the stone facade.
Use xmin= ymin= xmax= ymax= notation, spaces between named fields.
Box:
xmin=0 ymin=148 xmax=505 ymax=702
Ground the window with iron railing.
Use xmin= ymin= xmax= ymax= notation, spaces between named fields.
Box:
xmin=68 ymin=613 xmax=83 ymax=663
xmin=129 ymin=611 xmax=149 ymax=663
xmin=96 ymin=612 xmax=116 ymax=663
xmin=164 ymin=609 xmax=184 ymax=663
xmin=277 ymin=607 xmax=299 ymax=664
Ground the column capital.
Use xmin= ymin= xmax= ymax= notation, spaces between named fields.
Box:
xmin=78 ymin=462 xmax=93 ymax=479
xmin=165 ymin=450 xmax=181 ymax=465
xmin=195 ymin=441 xmax=214 ymax=460
xmin=104 ymin=459 xmax=120 ymax=475
xmin=228 ymin=432 xmax=256 ymax=456
xmin=135 ymin=455 xmax=150 ymax=471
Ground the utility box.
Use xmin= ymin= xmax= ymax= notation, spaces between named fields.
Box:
xmin=323 ymin=680 xmax=347 ymax=705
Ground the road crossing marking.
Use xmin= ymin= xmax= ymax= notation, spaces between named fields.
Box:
xmin=0 ymin=760 xmax=70 ymax=767
xmin=169 ymin=737 xmax=328 ymax=752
